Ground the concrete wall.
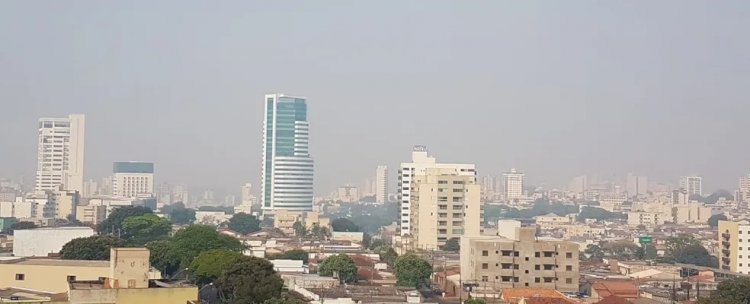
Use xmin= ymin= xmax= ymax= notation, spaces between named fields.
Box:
xmin=69 ymin=286 xmax=197 ymax=304
xmin=13 ymin=227 xmax=95 ymax=257
xmin=0 ymin=262 xmax=109 ymax=292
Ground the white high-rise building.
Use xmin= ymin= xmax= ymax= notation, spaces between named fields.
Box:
xmin=261 ymin=94 xmax=314 ymax=213
xmin=375 ymin=165 xmax=388 ymax=203
xmin=241 ymin=183 xmax=256 ymax=205
xmin=739 ymin=175 xmax=750 ymax=205
xmin=680 ymin=176 xmax=702 ymax=196
xmin=503 ymin=168 xmax=525 ymax=200
xmin=35 ymin=114 xmax=85 ymax=193
xmin=626 ymin=173 xmax=648 ymax=197
xmin=112 ymin=162 xmax=155 ymax=198
xmin=398 ymin=146 xmax=475 ymax=236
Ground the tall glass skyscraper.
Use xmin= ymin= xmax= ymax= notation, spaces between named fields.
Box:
xmin=261 ymin=94 xmax=314 ymax=213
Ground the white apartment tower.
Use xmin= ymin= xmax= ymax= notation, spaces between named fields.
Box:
xmin=739 ymin=175 xmax=750 ymax=205
xmin=680 ymin=176 xmax=703 ymax=196
xmin=375 ymin=165 xmax=388 ymax=203
xmin=398 ymin=146 xmax=475 ymax=236
xmin=503 ymin=168 xmax=525 ymax=200
xmin=261 ymin=94 xmax=314 ymax=213
xmin=35 ymin=114 xmax=85 ymax=193
xmin=112 ymin=162 xmax=155 ymax=198
xmin=626 ymin=173 xmax=649 ymax=197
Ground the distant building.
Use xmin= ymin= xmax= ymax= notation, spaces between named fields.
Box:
xmin=398 ymin=146 xmax=475 ymax=236
xmin=375 ymin=165 xmax=388 ymax=203
xmin=335 ymin=185 xmax=359 ymax=203
xmin=261 ymin=94 xmax=314 ymax=213
xmin=503 ymin=168 xmax=524 ymax=201
xmin=719 ymin=220 xmax=750 ymax=274
xmin=739 ymin=175 xmax=750 ymax=206
xmin=410 ymin=168 xmax=481 ymax=250
xmin=460 ymin=227 xmax=580 ymax=293
xmin=568 ymin=175 xmax=588 ymax=194
xmin=112 ymin=162 xmax=155 ymax=198
xmin=680 ymin=176 xmax=703 ymax=196
xmin=241 ymin=183 xmax=256 ymax=205
xmin=673 ymin=202 xmax=712 ymax=224
xmin=13 ymin=227 xmax=95 ymax=257
xmin=35 ymin=114 xmax=85 ymax=193
xmin=626 ymin=173 xmax=648 ymax=197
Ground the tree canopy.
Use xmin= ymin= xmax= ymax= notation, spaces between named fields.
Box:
xmin=147 ymin=240 xmax=182 ymax=276
xmin=170 ymin=208 xmax=197 ymax=225
xmin=268 ymin=249 xmax=309 ymax=264
xmin=502 ymin=200 xmax=579 ymax=219
xmin=331 ymin=218 xmax=361 ymax=232
xmin=464 ymin=299 xmax=486 ymax=304
xmin=708 ymin=214 xmax=728 ymax=228
xmin=443 ymin=238 xmax=460 ymax=252
xmin=217 ymin=256 xmax=284 ymax=304
xmin=171 ymin=225 xmax=245 ymax=266
xmin=698 ymin=277 xmax=750 ymax=304
xmin=378 ymin=247 xmax=398 ymax=268
xmin=663 ymin=234 xmax=717 ymax=267
xmin=318 ymin=254 xmax=358 ymax=283
xmin=227 ymin=213 xmax=261 ymax=235
xmin=122 ymin=214 xmax=171 ymax=245
xmin=394 ymin=253 xmax=432 ymax=288
xmin=98 ymin=206 xmax=153 ymax=235
xmin=190 ymin=249 xmax=243 ymax=284
xmin=292 ymin=221 xmax=307 ymax=238
xmin=578 ymin=206 xmax=626 ymax=222
xmin=60 ymin=235 xmax=126 ymax=260
xmin=7 ymin=221 xmax=37 ymax=234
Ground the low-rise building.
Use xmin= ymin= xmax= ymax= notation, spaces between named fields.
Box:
xmin=460 ymin=227 xmax=579 ymax=293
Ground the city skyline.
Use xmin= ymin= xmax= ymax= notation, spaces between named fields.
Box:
xmin=1 ymin=1 xmax=749 ymax=195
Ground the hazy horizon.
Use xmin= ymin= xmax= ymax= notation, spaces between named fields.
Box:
xmin=1 ymin=1 xmax=749 ymax=197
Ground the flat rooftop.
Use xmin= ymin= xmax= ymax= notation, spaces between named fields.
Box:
xmin=0 ymin=257 xmax=109 ymax=267
xmin=0 ymin=287 xmax=67 ymax=301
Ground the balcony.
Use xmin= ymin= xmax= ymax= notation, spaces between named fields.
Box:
xmin=723 ymin=233 xmax=731 ymax=239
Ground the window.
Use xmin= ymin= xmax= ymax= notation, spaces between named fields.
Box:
xmin=566 ymin=265 xmax=573 ymax=271
xmin=481 ymin=276 xmax=488 ymax=282
xmin=67 ymin=275 xmax=76 ymax=282
xmin=535 ymin=278 xmax=540 ymax=283
xmin=482 ymin=250 xmax=489 ymax=256
xmin=543 ymin=277 xmax=554 ymax=283
xmin=535 ymin=265 xmax=540 ymax=270
xmin=525 ymin=257 xmax=529 ymax=261
xmin=453 ymin=181 xmax=464 ymax=184
xmin=535 ymin=252 xmax=540 ymax=257
xmin=566 ymin=278 xmax=573 ymax=284
xmin=438 ymin=180 xmax=448 ymax=184
xmin=15 ymin=274 xmax=25 ymax=281
xmin=566 ymin=252 xmax=573 ymax=258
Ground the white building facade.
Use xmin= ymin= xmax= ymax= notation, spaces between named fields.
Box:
xmin=35 ymin=114 xmax=85 ymax=193
xmin=503 ymin=168 xmax=524 ymax=200
xmin=680 ymin=176 xmax=703 ymax=196
xmin=111 ymin=162 xmax=155 ymax=198
xmin=375 ymin=165 xmax=388 ymax=203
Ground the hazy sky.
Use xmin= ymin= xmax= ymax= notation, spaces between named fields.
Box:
xmin=1 ymin=1 xmax=749 ymax=196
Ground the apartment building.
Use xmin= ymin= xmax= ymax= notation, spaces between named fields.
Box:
xmin=410 ymin=168 xmax=481 ymax=250
xmin=718 ymin=220 xmax=750 ymax=274
xmin=460 ymin=227 xmax=579 ymax=293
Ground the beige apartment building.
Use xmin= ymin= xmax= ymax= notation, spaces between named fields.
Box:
xmin=718 ymin=220 xmax=750 ymax=274
xmin=460 ymin=227 xmax=580 ymax=293
xmin=273 ymin=210 xmax=330 ymax=235
xmin=410 ymin=168 xmax=481 ymax=250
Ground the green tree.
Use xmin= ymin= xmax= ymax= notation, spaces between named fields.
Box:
xmin=9 ymin=221 xmax=37 ymax=233
xmin=331 ymin=218 xmax=361 ymax=232
xmin=263 ymin=297 xmax=307 ymax=304
xmin=170 ymin=225 xmax=245 ymax=268
xmin=147 ymin=240 xmax=181 ymax=276
xmin=98 ymin=206 xmax=153 ymax=235
xmin=379 ymin=247 xmax=398 ymax=267
xmin=369 ymin=239 xmax=385 ymax=250
xmin=60 ymin=235 xmax=126 ymax=260
xmin=227 ymin=213 xmax=261 ymax=235
xmin=578 ymin=206 xmax=626 ymax=222
xmin=464 ymin=299 xmax=486 ymax=304
xmin=318 ymin=254 xmax=358 ymax=283
xmin=122 ymin=214 xmax=172 ymax=245
xmin=269 ymin=249 xmax=309 ymax=264
xmin=584 ymin=244 xmax=604 ymax=262
xmin=170 ymin=208 xmax=196 ymax=225
xmin=292 ymin=221 xmax=307 ymax=238
xmin=394 ymin=253 xmax=432 ymax=288
xmin=443 ymin=238 xmax=460 ymax=252
xmin=698 ymin=277 xmax=750 ymax=304
xmin=708 ymin=214 xmax=728 ymax=228
xmin=217 ymin=256 xmax=284 ymax=304
xmin=674 ymin=244 xmax=718 ymax=267
xmin=665 ymin=234 xmax=701 ymax=257
xmin=190 ymin=249 xmax=243 ymax=284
